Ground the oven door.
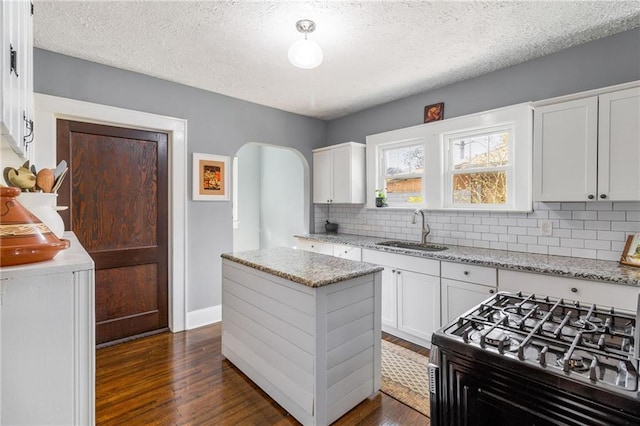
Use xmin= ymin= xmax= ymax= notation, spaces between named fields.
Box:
xmin=431 ymin=345 xmax=640 ymax=426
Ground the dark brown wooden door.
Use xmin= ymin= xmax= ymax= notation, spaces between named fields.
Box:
xmin=57 ymin=120 xmax=169 ymax=345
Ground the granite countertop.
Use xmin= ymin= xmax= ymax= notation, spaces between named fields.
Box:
xmin=221 ymin=247 xmax=383 ymax=288
xmin=295 ymin=233 xmax=640 ymax=287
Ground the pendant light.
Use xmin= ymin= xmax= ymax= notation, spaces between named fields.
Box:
xmin=288 ymin=19 xmax=323 ymax=69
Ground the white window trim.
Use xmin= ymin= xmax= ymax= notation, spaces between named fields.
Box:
xmin=366 ymin=102 xmax=533 ymax=212
xmin=378 ymin=139 xmax=426 ymax=208
xmin=443 ymin=124 xmax=515 ymax=210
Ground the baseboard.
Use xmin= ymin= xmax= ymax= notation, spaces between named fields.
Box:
xmin=186 ymin=304 xmax=221 ymax=330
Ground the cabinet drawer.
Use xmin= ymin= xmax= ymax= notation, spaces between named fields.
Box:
xmin=333 ymin=244 xmax=362 ymax=261
xmin=441 ymin=261 xmax=497 ymax=286
xmin=362 ymin=249 xmax=439 ymax=276
xmin=295 ymin=238 xmax=333 ymax=256
xmin=498 ymin=269 xmax=639 ymax=313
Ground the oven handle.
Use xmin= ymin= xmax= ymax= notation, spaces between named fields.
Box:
xmin=634 ymin=295 xmax=639 ymax=361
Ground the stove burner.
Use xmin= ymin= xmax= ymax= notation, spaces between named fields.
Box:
xmin=559 ymin=353 xmax=590 ymax=372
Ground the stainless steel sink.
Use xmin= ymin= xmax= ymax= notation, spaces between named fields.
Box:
xmin=376 ymin=240 xmax=448 ymax=252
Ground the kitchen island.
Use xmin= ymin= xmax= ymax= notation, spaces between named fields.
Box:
xmin=220 ymin=247 xmax=383 ymax=426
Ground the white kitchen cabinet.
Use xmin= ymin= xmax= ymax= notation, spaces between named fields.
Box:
xmin=534 ymin=85 xmax=640 ymax=202
xmin=333 ymin=243 xmax=362 ymax=261
xmin=0 ymin=233 xmax=95 ymax=425
xmin=498 ymin=269 xmax=639 ymax=313
xmin=362 ymin=249 xmax=440 ymax=348
xmin=1 ymin=0 xmax=34 ymax=159
xmin=313 ymin=142 xmax=366 ymax=204
xmin=295 ymin=238 xmax=334 ymax=255
xmin=441 ymin=261 xmax=497 ymax=324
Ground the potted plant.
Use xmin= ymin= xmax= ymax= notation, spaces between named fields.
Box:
xmin=375 ymin=189 xmax=387 ymax=207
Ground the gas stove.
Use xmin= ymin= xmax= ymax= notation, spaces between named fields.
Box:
xmin=429 ymin=291 xmax=640 ymax=426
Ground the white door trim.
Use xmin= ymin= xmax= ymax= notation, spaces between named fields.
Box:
xmin=34 ymin=93 xmax=188 ymax=332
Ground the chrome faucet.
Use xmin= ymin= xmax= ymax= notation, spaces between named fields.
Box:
xmin=412 ymin=209 xmax=430 ymax=244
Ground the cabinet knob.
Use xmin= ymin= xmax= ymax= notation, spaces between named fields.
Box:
xmin=571 ymin=287 xmax=578 ymax=293
xmin=587 ymin=194 xmax=595 ymax=200
xmin=397 ymin=271 xmax=401 ymax=275
xmin=391 ymin=269 xmax=396 ymax=273
xmin=463 ymin=271 xmax=469 ymax=275
xmin=489 ymin=289 xmax=495 ymax=294
xmin=600 ymin=194 xmax=607 ymax=199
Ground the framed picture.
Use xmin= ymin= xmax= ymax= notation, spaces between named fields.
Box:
xmin=620 ymin=232 xmax=640 ymax=267
xmin=424 ymin=102 xmax=444 ymax=123
xmin=192 ymin=153 xmax=230 ymax=201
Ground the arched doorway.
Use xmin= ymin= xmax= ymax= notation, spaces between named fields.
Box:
xmin=233 ymin=143 xmax=309 ymax=251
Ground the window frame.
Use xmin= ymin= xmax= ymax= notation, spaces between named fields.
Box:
xmin=378 ymin=139 xmax=426 ymax=208
xmin=365 ymin=103 xmax=532 ymax=212
xmin=443 ymin=124 xmax=515 ymax=210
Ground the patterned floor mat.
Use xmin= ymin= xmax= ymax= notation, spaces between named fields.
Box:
xmin=380 ymin=340 xmax=430 ymax=416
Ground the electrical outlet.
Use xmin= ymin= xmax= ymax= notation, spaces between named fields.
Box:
xmin=540 ymin=220 xmax=553 ymax=237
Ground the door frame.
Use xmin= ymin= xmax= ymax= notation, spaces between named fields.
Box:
xmin=34 ymin=93 xmax=187 ymax=332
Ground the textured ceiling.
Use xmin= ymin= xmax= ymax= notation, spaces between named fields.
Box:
xmin=34 ymin=1 xmax=640 ymax=120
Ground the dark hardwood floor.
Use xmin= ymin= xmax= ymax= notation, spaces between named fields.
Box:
xmin=96 ymin=323 xmax=430 ymax=425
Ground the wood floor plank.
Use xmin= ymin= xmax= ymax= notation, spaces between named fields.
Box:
xmin=96 ymin=323 xmax=430 ymax=425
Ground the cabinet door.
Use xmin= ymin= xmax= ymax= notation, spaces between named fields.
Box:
xmin=397 ymin=270 xmax=440 ymax=343
xmin=312 ymin=149 xmax=332 ymax=203
xmin=380 ymin=266 xmax=397 ymax=328
xmin=331 ymin=145 xmax=351 ymax=203
xmin=533 ymin=97 xmax=598 ymax=201
xmin=598 ymin=87 xmax=640 ymax=201
xmin=441 ymin=278 xmax=495 ymax=324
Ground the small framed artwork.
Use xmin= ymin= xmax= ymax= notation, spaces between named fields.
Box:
xmin=620 ymin=232 xmax=640 ymax=267
xmin=424 ymin=102 xmax=444 ymax=123
xmin=192 ymin=153 xmax=230 ymax=201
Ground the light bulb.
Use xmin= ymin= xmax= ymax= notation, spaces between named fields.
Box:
xmin=288 ymin=38 xmax=323 ymax=69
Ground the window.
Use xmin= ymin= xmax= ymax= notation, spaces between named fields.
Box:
xmin=366 ymin=103 xmax=532 ymax=211
xmin=445 ymin=127 xmax=512 ymax=207
xmin=381 ymin=142 xmax=424 ymax=205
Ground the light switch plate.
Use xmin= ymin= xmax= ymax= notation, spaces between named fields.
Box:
xmin=540 ymin=220 xmax=553 ymax=237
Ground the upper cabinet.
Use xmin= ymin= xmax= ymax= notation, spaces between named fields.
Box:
xmin=312 ymin=142 xmax=366 ymax=204
xmin=534 ymin=85 xmax=640 ymax=202
xmin=1 ymin=0 xmax=34 ymax=160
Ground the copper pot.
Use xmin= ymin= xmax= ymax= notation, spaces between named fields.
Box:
xmin=0 ymin=187 xmax=69 ymax=266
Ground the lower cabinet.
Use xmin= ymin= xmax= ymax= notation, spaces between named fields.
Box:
xmin=295 ymin=238 xmax=333 ymax=255
xmin=0 ymin=234 xmax=95 ymax=425
xmin=441 ymin=261 xmax=497 ymax=324
xmin=363 ymin=249 xmax=440 ymax=348
xmin=499 ymin=269 xmax=639 ymax=313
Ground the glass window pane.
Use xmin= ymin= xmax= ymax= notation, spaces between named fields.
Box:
xmin=452 ymin=171 xmax=507 ymax=204
xmin=383 ymin=144 xmax=423 ymax=204
xmin=452 ymin=132 xmax=509 ymax=170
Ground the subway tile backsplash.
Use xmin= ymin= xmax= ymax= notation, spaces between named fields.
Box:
xmin=315 ymin=202 xmax=640 ymax=261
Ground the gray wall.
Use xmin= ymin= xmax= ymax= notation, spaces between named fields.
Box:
xmin=34 ymin=48 xmax=327 ymax=313
xmin=327 ymin=28 xmax=640 ymax=145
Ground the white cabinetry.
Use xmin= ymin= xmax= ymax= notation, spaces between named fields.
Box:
xmin=499 ymin=269 xmax=639 ymax=313
xmin=313 ymin=142 xmax=366 ymax=204
xmin=534 ymin=85 xmax=640 ymax=202
xmin=0 ymin=234 xmax=95 ymax=425
xmin=333 ymin=243 xmax=362 ymax=261
xmin=1 ymin=0 xmax=34 ymax=159
xmin=295 ymin=238 xmax=362 ymax=261
xmin=362 ymin=249 xmax=440 ymax=347
xmin=295 ymin=238 xmax=334 ymax=255
xmin=441 ymin=261 xmax=497 ymax=324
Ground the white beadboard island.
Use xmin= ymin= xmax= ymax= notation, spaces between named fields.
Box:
xmin=221 ymin=247 xmax=383 ymax=426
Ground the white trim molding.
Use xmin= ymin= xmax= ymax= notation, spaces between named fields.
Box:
xmin=34 ymin=93 xmax=188 ymax=332
xmin=186 ymin=305 xmax=222 ymax=330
